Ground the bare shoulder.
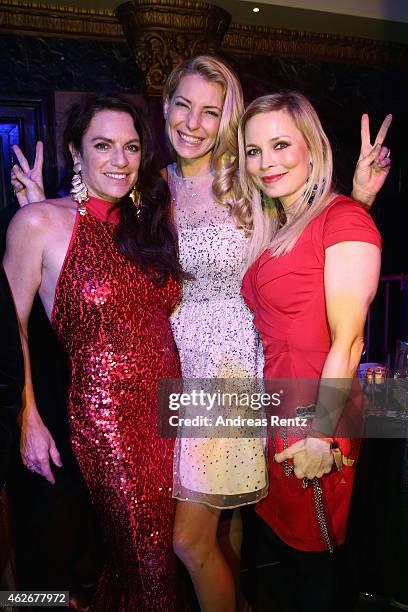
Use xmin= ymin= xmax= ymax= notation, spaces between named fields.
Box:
xmin=8 ymin=197 xmax=75 ymax=236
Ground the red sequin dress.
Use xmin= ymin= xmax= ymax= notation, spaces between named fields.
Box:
xmin=51 ymin=197 xmax=180 ymax=610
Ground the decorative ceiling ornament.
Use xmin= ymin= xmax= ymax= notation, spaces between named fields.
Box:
xmin=115 ymin=0 xmax=231 ymax=95
xmin=0 ymin=0 xmax=405 ymax=71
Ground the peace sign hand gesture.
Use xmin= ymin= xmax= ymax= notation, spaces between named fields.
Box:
xmin=11 ymin=141 xmax=46 ymax=207
xmin=352 ymin=114 xmax=392 ymax=209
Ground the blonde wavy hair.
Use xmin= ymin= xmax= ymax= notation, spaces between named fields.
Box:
xmin=238 ymin=92 xmax=334 ymax=267
xmin=163 ymin=55 xmax=246 ymax=218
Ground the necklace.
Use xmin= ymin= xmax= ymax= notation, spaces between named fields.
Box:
xmin=168 ymin=163 xmax=231 ymax=230
xmin=171 ymin=167 xmax=214 ymax=201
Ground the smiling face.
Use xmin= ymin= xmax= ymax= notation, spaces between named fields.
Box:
xmin=244 ymin=109 xmax=311 ymax=209
xmin=72 ymin=109 xmax=141 ymax=203
xmin=164 ymin=73 xmax=224 ymax=174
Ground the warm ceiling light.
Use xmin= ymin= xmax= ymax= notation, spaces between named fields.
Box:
xmin=252 ymin=7 xmax=260 ymax=12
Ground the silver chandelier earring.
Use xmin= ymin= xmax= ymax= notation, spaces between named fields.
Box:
xmin=70 ymin=159 xmax=89 ymax=215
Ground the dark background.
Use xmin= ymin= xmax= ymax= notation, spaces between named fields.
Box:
xmin=0 ymin=6 xmax=407 ymax=608
xmin=1 ymin=30 xmax=406 ymax=361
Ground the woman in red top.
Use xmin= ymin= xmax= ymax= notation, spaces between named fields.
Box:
xmin=239 ymin=92 xmax=382 ymax=611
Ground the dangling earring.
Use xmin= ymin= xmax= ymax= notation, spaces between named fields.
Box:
xmin=129 ymin=185 xmax=142 ymax=220
xmin=305 ymin=161 xmax=318 ymax=206
xmin=70 ymin=159 xmax=89 ymax=215
xmin=308 ymin=183 xmax=318 ymax=206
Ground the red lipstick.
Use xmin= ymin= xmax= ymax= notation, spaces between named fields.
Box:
xmin=261 ymin=173 xmax=287 ymax=184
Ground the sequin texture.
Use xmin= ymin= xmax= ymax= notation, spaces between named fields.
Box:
xmin=52 ymin=198 xmax=180 ymax=610
xmin=167 ymin=165 xmax=268 ymax=509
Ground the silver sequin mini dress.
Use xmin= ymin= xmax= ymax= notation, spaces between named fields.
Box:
xmin=168 ymin=164 xmax=268 ymax=509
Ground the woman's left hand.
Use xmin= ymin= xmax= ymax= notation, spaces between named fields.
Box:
xmin=352 ymin=114 xmax=392 ymax=209
xmin=275 ymin=437 xmax=333 ymax=479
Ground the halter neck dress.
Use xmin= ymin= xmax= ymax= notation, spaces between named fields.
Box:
xmin=51 ymin=196 xmax=180 ymax=610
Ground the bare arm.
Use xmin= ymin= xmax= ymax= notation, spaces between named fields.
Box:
xmin=310 ymin=241 xmax=381 ymax=433
xmin=321 ymin=241 xmax=380 ymax=377
xmin=3 ymin=206 xmax=61 ymax=483
xmin=276 ymin=241 xmax=381 ymax=478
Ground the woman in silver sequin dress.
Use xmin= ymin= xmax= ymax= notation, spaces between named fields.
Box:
xmin=163 ymin=57 xmax=267 ymax=611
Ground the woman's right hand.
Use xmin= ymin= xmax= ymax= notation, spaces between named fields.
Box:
xmin=11 ymin=142 xmax=45 ymax=207
xmin=20 ymin=405 xmax=62 ymax=484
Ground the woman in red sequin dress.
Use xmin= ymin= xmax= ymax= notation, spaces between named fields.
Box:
xmin=4 ymin=95 xmax=184 ymax=610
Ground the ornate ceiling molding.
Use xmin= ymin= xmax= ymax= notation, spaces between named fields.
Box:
xmin=0 ymin=0 xmax=123 ymax=39
xmin=224 ymin=23 xmax=406 ymax=68
xmin=0 ymin=0 xmax=406 ymax=71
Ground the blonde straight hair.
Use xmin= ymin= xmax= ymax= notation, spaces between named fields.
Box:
xmin=163 ymin=55 xmax=245 ymax=213
xmin=238 ymin=92 xmax=334 ymax=267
